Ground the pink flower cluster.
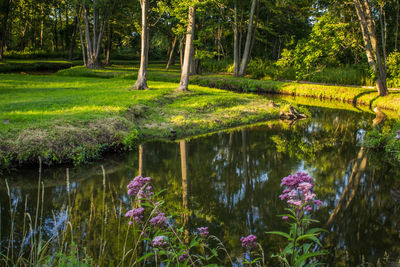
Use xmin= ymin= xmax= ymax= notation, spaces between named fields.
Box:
xmin=149 ymin=212 xmax=167 ymax=226
xmin=125 ymin=207 xmax=145 ymax=225
xmin=279 ymin=171 xmax=322 ymax=211
xmin=197 ymin=227 xmax=209 ymax=237
xmin=127 ymin=176 xmax=153 ymax=199
xmin=179 ymin=252 xmax=189 ymax=262
xmin=152 ymin=235 xmax=167 ymax=247
xmin=240 ymin=234 xmax=257 ymax=250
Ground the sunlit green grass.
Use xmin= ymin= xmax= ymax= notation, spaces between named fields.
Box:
xmin=0 ymin=66 xmax=283 ymax=167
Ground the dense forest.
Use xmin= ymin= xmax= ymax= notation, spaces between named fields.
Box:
xmin=1 ymin=0 xmax=400 ymax=92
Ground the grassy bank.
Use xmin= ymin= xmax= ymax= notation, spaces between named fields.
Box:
xmin=2 ymin=60 xmax=400 ymax=169
xmin=57 ymin=63 xmax=400 ymax=114
xmin=0 ymin=68 xmax=286 ymax=169
xmin=189 ymin=75 xmax=400 ymax=114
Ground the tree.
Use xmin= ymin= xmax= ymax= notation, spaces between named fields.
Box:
xmin=177 ymin=5 xmax=196 ymax=92
xmin=80 ymin=0 xmax=113 ymax=68
xmin=237 ymin=0 xmax=257 ymax=76
xmin=0 ymin=0 xmax=12 ymax=61
xmin=134 ymin=0 xmax=150 ymax=89
xmin=353 ymin=0 xmax=388 ymax=96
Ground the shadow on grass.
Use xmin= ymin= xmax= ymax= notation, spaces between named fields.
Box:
xmin=352 ymin=90 xmax=375 ymax=106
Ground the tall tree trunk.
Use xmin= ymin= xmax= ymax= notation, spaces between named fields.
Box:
xmin=54 ymin=9 xmax=58 ymax=50
xmin=134 ymin=0 xmax=149 ymax=90
xmin=249 ymin=0 xmax=259 ymax=58
xmin=59 ymin=9 xmax=64 ymax=51
xmin=238 ymin=0 xmax=257 ymax=76
xmin=78 ymin=16 xmax=87 ymax=66
xmin=379 ymin=4 xmax=387 ymax=71
xmin=40 ymin=3 xmax=44 ymax=49
xmin=166 ymin=35 xmax=177 ymax=70
xmin=0 ymin=0 xmax=11 ymax=61
xmin=69 ymin=13 xmax=79 ymax=61
xmin=189 ymin=44 xmax=196 ymax=75
xmin=177 ymin=6 xmax=196 ymax=92
xmin=105 ymin=23 xmax=112 ymax=66
xmin=233 ymin=0 xmax=239 ymax=76
xmin=395 ymin=1 xmax=399 ymax=50
xmin=179 ymin=35 xmax=184 ymax=69
xmin=353 ymin=0 xmax=388 ymax=96
xmin=82 ymin=0 xmax=105 ymax=69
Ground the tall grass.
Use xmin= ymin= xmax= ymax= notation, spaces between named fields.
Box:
xmin=0 ymin=159 xmax=130 ymax=266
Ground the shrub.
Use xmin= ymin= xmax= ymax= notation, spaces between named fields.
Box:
xmin=200 ymin=58 xmax=233 ymax=73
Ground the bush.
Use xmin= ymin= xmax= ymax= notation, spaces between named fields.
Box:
xmin=200 ymin=58 xmax=232 ymax=73
xmin=387 ymin=51 xmax=400 ymax=88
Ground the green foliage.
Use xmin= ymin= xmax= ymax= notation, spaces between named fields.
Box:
xmin=200 ymin=59 xmax=233 ymax=73
xmin=43 ymin=243 xmax=93 ymax=267
xmin=275 ymin=12 xmax=366 ymax=82
xmin=306 ymin=65 xmax=373 ymax=86
xmin=387 ymin=51 xmax=400 ymax=88
xmin=122 ymin=128 xmax=139 ymax=150
xmin=365 ymin=123 xmax=400 ymax=162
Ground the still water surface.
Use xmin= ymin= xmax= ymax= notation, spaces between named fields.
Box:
xmin=1 ymin=104 xmax=400 ymax=266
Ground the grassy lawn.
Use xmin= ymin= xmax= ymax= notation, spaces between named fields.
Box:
xmin=0 ymin=65 xmax=283 ymax=168
xmin=1 ymin=60 xmax=399 ymax=169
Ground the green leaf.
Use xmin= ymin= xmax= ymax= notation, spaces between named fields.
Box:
xmin=306 ymin=228 xmax=328 ymax=235
xmin=137 ymin=252 xmax=155 ymax=262
xmin=297 ymin=234 xmax=322 ymax=246
xmin=294 ymin=251 xmax=328 ymax=265
xmin=266 ymin=231 xmax=290 ymax=239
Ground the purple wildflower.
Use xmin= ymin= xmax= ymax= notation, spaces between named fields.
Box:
xmin=152 ymin=236 xmax=167 ymax=247
xmin=279 ymin=171 xmax=321 ymax=212
xmin=396 ymin=130 xmax=400 ymax=141
xmin=125 ymin=207 xmax=145 ymax=224
xmin=197 ymin=227 xmax=209 ymax=237
xmin=314 ymin=200 xmax=322 ymax=206
xmin=149 ymin=212 xmax=167 ymax=226
xmin=240 ymin=234 xmax=257 ymax=250
xmin=282 ymin=216 xmax=288 ymax=220
xmin=127 ymin=176 xmax=152 ymax=198
xmin=179 ymin=252 xmax=189 ymax=262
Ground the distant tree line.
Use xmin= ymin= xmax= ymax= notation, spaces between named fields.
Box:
xmin=0 ymin=0 xmax=399 ymax=94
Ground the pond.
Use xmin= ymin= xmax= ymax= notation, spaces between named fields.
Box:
xmin=1 ymin=100 xmax=400 ymax=266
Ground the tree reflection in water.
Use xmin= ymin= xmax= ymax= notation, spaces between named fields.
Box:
xmin=1 ymin=107 xmax=399 ymax=266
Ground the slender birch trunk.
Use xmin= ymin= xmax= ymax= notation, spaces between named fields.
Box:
xmin=233 ymin=0 xmax=239 ymax=76
xmin=0 ymin=0 xmax=11 ymax=61
xmin=78 ymin=15 xmax=86 ymax=66
xmin=82 ymin=0 xmax=105 ymax=68
xmin=177 ymin=6 xmax=196 ymax=92
xmin=134 ymin=0 xmax=150 ymax=89
xmin=40 ymin=3 xmax=44 ymax=49
xmin=179 ymin=35 xmax=184 ymax=68
xmin=69 ymin=13 xmax=79 ymax=61
xmin=105 ymin=23 xmax=112 ymax=66
xmin=238 ymin=0 xmax=257 ymax=77
xmin=396 ymin=1 xmax=399 ymax=50
xmin=353 ymin=0 xmax=388 ymax=96
xmin=166 ymin=35 xmax=177 ymax=70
